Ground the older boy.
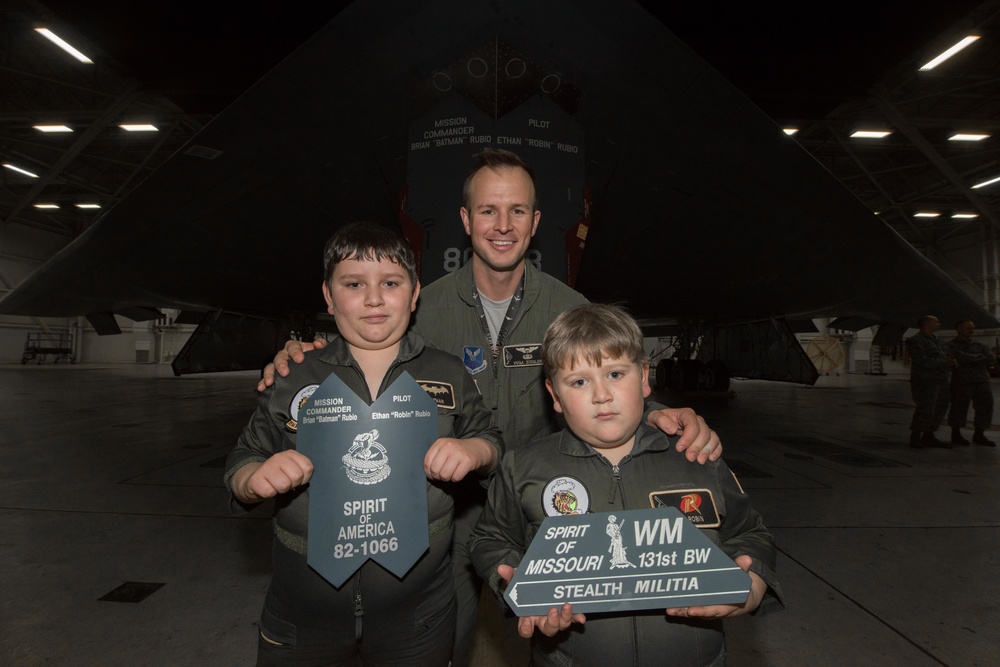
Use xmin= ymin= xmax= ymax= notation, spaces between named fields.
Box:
xmin=225 ymin=222 xmax=502 ymax=666
xmin=470 ymin=304 xmax=782 ymax=666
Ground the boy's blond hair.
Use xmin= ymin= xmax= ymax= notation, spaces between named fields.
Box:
xmin=543 ymin=303 xmax=649 ymax=379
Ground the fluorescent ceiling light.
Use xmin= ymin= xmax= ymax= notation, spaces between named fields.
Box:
xmin=33 ymin=124 xmax=73 ymax=133
xmin=119 ymin=124 xmax=159 ymax=132
xmin=919 ymin=35 xmax=980 ymax=71
xmin=971 ymin=175 xmax=1000 ymax=189
xmin=3 ymin=162 xmax=40 ymax=178
xmin=783 ymin=127 xmax=798 ymax=136
xmin=75 ymin=203 xmax=101 ymax=209
xmin=34 ymin=28 xmax=93 ymax=64
xmin=952 ymin=213 xmax=979 ymax=219
xmin=33 ymin=203 xmax=60 ymax=209
xmin=914 ymin=212 xmax=940 ymax=218
xmin=949 ymin=133 xmax=990 ymax=141
xmin=851 ymin=130 xmax=891 ymax=139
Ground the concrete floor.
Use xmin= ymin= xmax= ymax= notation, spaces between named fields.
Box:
xmin=1 ymin=363 xmax=997 ymax=666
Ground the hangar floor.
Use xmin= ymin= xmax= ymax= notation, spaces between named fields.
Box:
xmin=1 ymin=363 xmax=997 ymax=666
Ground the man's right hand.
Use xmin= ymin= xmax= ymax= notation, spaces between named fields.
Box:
xmin=257 ymin=337 xmax=329 ymax=392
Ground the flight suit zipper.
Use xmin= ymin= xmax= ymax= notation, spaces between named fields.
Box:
xmin=604 ymin=458 xmax=640 ymax=665
xmin=609 ymin=465 xmax=621 ymax=505
xmin=353 ymin=575 xmax=364 ymax=640
xmin=344 ymin=356 xmax=405 ymax=643
xmin=607 ymin=457 xmax=630 ymax=506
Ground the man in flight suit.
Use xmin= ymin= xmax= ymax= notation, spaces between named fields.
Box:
xmin=948 ymin=319 xmax=996 ymax=446
xmin=905 ymin=315 xmax=955 ymax=448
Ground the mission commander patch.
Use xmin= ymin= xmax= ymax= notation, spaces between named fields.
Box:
xmin=285 ymin=383 xmax=320 ymax=432
xmin=418 ymin=381 xmax=455 ymax=409
xmin=649 ymin=489 xmax=720 ymax=528
xmin=503 ymin=344 xmax=543 ymax=368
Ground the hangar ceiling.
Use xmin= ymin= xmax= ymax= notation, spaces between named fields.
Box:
xmin=2 ymin=0 xmax=999 ymax=317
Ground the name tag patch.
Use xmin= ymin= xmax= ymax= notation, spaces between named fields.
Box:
xmin=503 ymin=344 xmax=543 ymax=368
xmin=649 ymin=489 xmax=720 ymax=528
xmin=418 ymin=380 xmax=456 ymax=409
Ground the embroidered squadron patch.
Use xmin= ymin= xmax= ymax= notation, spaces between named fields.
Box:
xmin=503 ymin=344 xmax=544 ymax=368
xmin=542 ymin=476 xmax=591 ymax=516
xmin=649 ymin=489 xmax=721 ymax=528
xmin=418 ymin=381 xmax=455 ymax=409
xmin=463 ymin=346 xmax=487 ymax=375
xmin=285 ymin=384 xmax=320 ymax=432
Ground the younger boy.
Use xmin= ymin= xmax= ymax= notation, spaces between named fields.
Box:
xmin=470 ymin=304 xmax=783 ymax=666
xmin=225 ymin=222 xmax=502 ymax=666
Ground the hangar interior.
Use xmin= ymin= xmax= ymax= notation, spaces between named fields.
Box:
xmin=1 ymin=1 xmax=999 ymax=369
xmin=1 ymin=1 xmax=999 ymax=666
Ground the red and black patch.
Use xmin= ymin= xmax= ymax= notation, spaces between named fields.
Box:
xmin=648 ymin=489 xmax=720 ymax=528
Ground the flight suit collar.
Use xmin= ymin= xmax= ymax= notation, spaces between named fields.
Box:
xmin=314 ymin=331 xmax=427 ymax=367
xmin=556 ymin=422 xmax=676 ymax=458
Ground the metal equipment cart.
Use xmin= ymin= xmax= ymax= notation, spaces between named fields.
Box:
xmin=22 ymin=333 xmax=76 ymax=364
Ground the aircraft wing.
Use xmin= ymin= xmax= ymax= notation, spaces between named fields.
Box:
xmin=2 ymin=0 xmax=994 ymax=338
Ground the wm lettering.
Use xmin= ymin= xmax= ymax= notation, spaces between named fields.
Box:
xmin=633 ymin=517 xmax=684 ymax=546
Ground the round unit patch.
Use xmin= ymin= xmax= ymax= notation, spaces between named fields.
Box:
xmin=542 ymin=476 xmax=591 ymax=516
xmin=285 ymin=384 xmax=320 ymax=432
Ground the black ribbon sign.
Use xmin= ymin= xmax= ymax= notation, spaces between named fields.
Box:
xmin=505 ymin=507 xmax=751 ymax=614
xmin=296 ymin=371 xmax=438 ymax=588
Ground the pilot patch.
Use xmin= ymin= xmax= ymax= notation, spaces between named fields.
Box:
xmin=542 ymin=476 xmax=591 ymax=516
xmin=418 ymin=380 xmax=456 ymax=409
xmin=649 ymin=489 xmax=720 ymax=528
xmin=463 ymin=346 xmax=487 ymax=375
xmin=503 ymin=344 xmax=543 ymax=368
xmin=285 ymin=384 xmax=320 ymax=432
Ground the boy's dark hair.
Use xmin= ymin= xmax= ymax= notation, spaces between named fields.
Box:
xmin=543 ymin=303 xmax=649 ymax=379
xmin=322 ymin=222 xmax=418 ymax=288
xmin=462 ymin=148 xmax=538 ymax=210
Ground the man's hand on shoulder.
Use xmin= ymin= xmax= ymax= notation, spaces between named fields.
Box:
xmin=647 ymin=407 xmax=722 ymax=463
xmin=256 ymin=337 xmax=329 ymax=392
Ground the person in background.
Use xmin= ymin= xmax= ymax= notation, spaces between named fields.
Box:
xmin=905 ymin=315 xmax=955 ymax=449
xmin=947 ymin=319 xmax=996 ymax=447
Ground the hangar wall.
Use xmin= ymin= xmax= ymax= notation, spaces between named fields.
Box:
xmin=0 ymin=314 xmax=195 ymax=366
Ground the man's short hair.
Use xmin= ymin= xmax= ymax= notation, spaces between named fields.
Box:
xmin=322 ymin=221 xmax=418 ymax=288
xmin=955 ymin=319 xmax=974 ymax=329
xmin=916 ymin=315 xmax=937 ymax=329
xmin=543 ymin=303 xmax=649 ymax=379
xmin=462 ymin=148 xmax=538 ymax=210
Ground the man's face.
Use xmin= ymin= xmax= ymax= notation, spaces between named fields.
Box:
xmin=545 ymin=354 xmax=651 ymax=451
xmin=322 ymin=256 xmax=419 ymax=353
xmin=460 ymin=166 xmax=540 ymax=275
xmin=956 ymin=320 xmax=975 ymax=339
xmin=923 ymin=317 xmax=941 ymax=333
